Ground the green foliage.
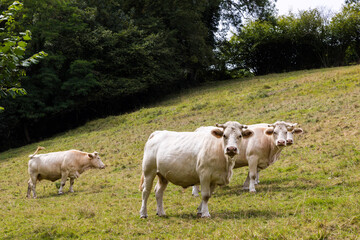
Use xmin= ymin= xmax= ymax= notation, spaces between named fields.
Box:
xmin=0 ymin=1 xmax=47 ymax=110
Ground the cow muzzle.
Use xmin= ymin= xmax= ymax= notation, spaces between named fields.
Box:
xmin=226 ymin=146 xmax=238 ymax=158
xmin=276 ymin=140 xmax=286 ymax=146
xmin=286 ymin=139 xmax=294 ymax=145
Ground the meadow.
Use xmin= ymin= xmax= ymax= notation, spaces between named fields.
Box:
xmin=0 ymin=65 xmax=359 ymax=239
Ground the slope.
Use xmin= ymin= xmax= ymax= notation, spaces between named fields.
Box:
xmin=0 ymin=65 xmax=359 ymax=239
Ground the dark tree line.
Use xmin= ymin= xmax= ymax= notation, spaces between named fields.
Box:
xmin=0 ymin=0 xmax=273 ymax=151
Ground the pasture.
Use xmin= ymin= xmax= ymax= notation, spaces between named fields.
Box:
xmin=1 ymin=65 xmax=359 ymax=239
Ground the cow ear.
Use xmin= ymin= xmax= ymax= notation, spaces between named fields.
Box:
xmin=293 ymin=128 xmax=303 ymax=134
xmin=93 ymin=151 xmax=99 ymax=156
xmin=88 ymin=153 xmax=95 ymax=159
xmin=265 ymin=128 xmax=274 ymax=135
xmin=211 ymin=128 xmax=223 ymax=138
xmin=242 ymin=129 xmax=254 ymax=138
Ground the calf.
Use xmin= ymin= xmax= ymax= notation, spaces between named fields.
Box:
xmin=192 ymin=121 xmax=303 ymax=195
xmin=27 ymin=147 xmax=105 ymax=198
xmin=139 ymin=121 xmax=254 ymax=218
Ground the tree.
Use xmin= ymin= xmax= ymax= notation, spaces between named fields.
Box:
xmin=0 ymin=1 xmax=47 ymax=110
xmin=0 ymin=0 xmax=276 ymax=151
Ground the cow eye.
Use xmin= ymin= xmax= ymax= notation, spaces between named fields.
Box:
xmin=223 ymin=134 xmax=228 ymax=139
xmin=238 ymin=135 xmax=242 ymax=139
xmin=273 ymin=131 xmax=278 ymax=135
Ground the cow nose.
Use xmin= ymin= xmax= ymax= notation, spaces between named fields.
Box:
xmin=226 ymin=146 xmax=237 ymax=157
xmin=277 ymin=140 xmax=286 ymax=146
xmin=287 ymin=139 xmax=293 ymax=145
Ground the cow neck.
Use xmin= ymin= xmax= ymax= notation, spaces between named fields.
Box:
xmin=268 ymin=141 xmax=283 ymax=165
xmin=222 ymin=140 xmax=235 ymax=184
xmin=212 ymin=139 xmax=235 ymax=185
xmin=77 ymin=156 xmax=93 ymax=174
xmin=224 ymin=156 xmax=236 ymax=184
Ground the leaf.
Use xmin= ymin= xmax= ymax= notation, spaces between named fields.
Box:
xmin=14 ymin=47 xmax=25 ymax=56
xmin=17 ymin=41 xmax=27 ymax=48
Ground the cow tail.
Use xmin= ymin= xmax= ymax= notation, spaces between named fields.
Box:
xmin=139 ymin=173 xmax=144 ymax=191
xmin=29 ymin=146 xmax=45 ymax=158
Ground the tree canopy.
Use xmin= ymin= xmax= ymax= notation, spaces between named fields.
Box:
xmin=0 ymin=0 xmax=274 ymax=151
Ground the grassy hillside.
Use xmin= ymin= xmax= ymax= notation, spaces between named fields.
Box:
xmin=1 ymin=65 xmax=359 ymax=239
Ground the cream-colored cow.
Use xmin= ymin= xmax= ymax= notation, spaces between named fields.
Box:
xmin=192 ymin=121 xmax=303 ymax=195
xmin=139 ymin=122 xmax=254 ymax=218
xmin=27 ymin=147 xmax=105 ymax=198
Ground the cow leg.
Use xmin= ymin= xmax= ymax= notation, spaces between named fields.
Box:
xmin=27 ymin=176 xmax=37 ymax=199
xmin=27 ymin=179 xmax=32 ymax=198
xmin=155 ymin=173 xmax=168 ymax=217
xmin=248 ymin=157 xmax=258 ymax=193
xmin=140 ymin=170 xmax=156 ymax=218
xmin=28 ymin=175 xmax=38 ymax=199
xmin=255 ymin=170 xmax=260 ymax=185
xmin=58 ymin=172 xmax=68 ymax=195
xmin=69 ymin=178 xmax=75 ymax=193
xmin=192 ymin=185 xmax=200 ymax=197
xmin=242 ymin=172 xmax=250 ymax=190
xmin=197 ymin=180 xmax=213 ymax=218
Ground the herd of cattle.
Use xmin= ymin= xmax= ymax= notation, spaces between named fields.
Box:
xmin=26 ymin=120 xmax=303 ymax=218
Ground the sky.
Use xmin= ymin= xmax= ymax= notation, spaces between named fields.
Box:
xmin=275 ymin=0 xmax=345 ymax=16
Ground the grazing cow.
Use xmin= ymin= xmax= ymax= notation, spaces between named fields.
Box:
xmin=192 ymin=121 xmax=303 ymax=195
xmin=27 ymin=147 xmax=105 ymax=198
xmin=139 ymin=121 xmax=254 ymax=218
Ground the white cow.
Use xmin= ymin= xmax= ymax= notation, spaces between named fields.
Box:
xmin=139 ymin=121 xmax=254 ymax=218
xmin=27 ymin=147 xmax=105 ymax=198
xmin=192 ymin=121 xmax=303 ymax=195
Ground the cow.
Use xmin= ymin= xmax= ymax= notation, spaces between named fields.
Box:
xmin=192 ymin=121 xmax=303 ymax=195
xmin=27 ymin=147 xmax=105 ymax=198
xmin=139 ymin=121 xmax=254 ymax=218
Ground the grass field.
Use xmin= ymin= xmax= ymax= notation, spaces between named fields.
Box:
xmin=1 ymin=65 xmax=360 ymax=239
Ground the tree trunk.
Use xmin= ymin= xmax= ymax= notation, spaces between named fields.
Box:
xmin=24 ymin=123 xmax=30 ymax=143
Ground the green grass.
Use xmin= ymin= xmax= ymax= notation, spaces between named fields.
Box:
xmin=1 ymin=65 xmax=360 ymax=239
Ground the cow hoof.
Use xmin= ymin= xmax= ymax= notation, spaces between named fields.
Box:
xmin=243 ymin=186 xmax=249 ymax=190
xmin=140 ymin=215 xmax=148 ymax=219
xmin=249 ymin=190 xmax=256 ymax=193
xmin=192 ymin=193 xmax=199 ymax=197
xmin=156 ymin=212 xmax=166 ymax=217
xmin=58 ymin=192 xmax=64 ymax=195
xmin=69 ymin=190 xmax=74 ymax=193
xmin=201 ymin=214 xmax=211 ymax=218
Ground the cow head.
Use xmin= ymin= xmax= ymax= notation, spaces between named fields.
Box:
xmin=265 ymin=121 xmax=289 ymax=147
xmin=211 ymin=121 xmax=254 ymax=158
xmin=265 ymin=121 xmax=303 ymax=147
xmin=88 ymin=151 xmax=106 ymax=169
xmin=285 ymin=123 xmax=303 ymax=145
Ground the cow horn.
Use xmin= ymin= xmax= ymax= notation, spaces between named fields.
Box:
xmin=216 ymin=123 xmax=227 ymax=129
xmin=285 ymin=122 xmax=298 ymax=131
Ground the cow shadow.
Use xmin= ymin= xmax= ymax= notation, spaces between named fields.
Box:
xmin=173 ymin=208 xmax=276 ymax=220
xmin=28 ymin=189 xmax=87 ymax=199
xmin=217 ymin=175 xmax=308 ymax=195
